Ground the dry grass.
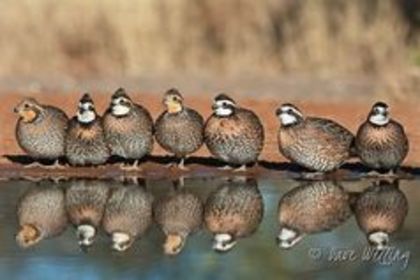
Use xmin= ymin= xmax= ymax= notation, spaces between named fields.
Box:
xmin=0 ymin=0 xmax=417 ymax=95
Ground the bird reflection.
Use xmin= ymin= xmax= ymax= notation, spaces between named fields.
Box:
xmin=16 ymin=183 xmax=68 ymax=248
xmin=277 ymin=181 xmax=353 ymax=249
xmin=102 ymin=180 xmax=153 ymax=252
xmin=353 ymin=180 xmax=408 ymax=250
xmin=204 ymin=177 xmax=264 ymax=252
xmin=153 ymin=179 xmax=203 ymax=256
xmin=65 ymin=180 xmax=110 ymax=250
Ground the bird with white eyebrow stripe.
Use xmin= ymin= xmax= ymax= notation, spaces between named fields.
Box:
xmin=65 ymin=93 xmax=110 ymax=166
xmin=103 ymin=88 xmax=154 ymax=170
xmin=355 ymin=102 xmax=409 ymax=175
xmin=275 ymin=103 xmax=354 ymax=176
xmin=204 ymin=94 xmax=264 ymax=171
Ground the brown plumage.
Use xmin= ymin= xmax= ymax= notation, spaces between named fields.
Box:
xmin=277 ymin=181 xmax=353 ymax=249
xmin=355 ymin=102 xmax=409 ymax=172
xmin=353 ymin=180 xmax=408 ymax=250
xmin=276 ymin=104 xmax=354 ymax=172
xmin=204 ymin=94 xmax=264 ymax=169
xmin=65 ymin=180 xmax=110 ymax=248
xmin=204 ymin=177 xmax=264 ymax=252
xmin=153 ymin=181 xmax=203 ymax=255
xmin=102 ymin=183 xmax=153 ymax=251
xmin=65 ymin=93 xmax=110 ymax=166
xmin=103 ymin=88 xmax=154 ymax=167
xmin=154 ymin=88 xmax=204 ymax=169
xmin=14 ymin=98 xmax=68 ymax=163
xmin=16 ymin=184 xmax=68 ymax=248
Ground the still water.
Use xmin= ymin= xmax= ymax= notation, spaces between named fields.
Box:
xmin=0 ymin=177 xmax=418 ymax=280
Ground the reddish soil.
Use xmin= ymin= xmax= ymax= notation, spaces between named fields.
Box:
xmin=0 ymin=91 xmax=419 ymax=178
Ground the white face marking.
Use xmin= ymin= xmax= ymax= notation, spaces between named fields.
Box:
xmin=79 ymin=101 xmax=93 ymax=110
xmin=279 ymin=113 xmax=298 ymax=126
xmin=77 ymin=109 xmax=96 ymax=123
xmin=112 ymin=104 xmax=130 ymax=116
xmin=215 ymin=99 xmax=236 ymax=108
xmin=112 ymin=232 xmax=131 ymax=251
xmin=278 ymin=105 xmax=303 ymax=126
xmin=213 ymin=99 xmax=236 ymax=117
xmin=277 ymin=228 xmax=303 ymax=249
xmin=213 ymin=233 xmax=237 ymax=252
xmin=215 ymin=106 xmax=234 ymax=117
xmin=369 ymin=231 xmax=389 ymax=250
xmin=77 ymin=225 xmax=96 ymax=247
xmin=369 ymin=106 xmax=389 ymax=126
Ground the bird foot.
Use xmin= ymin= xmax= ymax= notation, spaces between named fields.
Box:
xmin=218 ymin=165 xmax=233 ymax=171
xmin=233 ymin=165 xmax=247 ymax=172
xmin=119 ymin=162 xmax=142 ymax=172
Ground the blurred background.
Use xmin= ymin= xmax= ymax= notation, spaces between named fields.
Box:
xmin=1 ymin=0 xmax=420 ymax=98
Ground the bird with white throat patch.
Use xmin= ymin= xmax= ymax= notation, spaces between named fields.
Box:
xmin=103 ymin=88 xmax=154 ymax=170
xmin=204 ymin=177 xmax=263 ymax=252
xmin=275 ymin=103 xmax=354 ymax=177
xmin=355 ymin=102 xmax=409 ymax=175
xmin=204 ymin=94 xmax=264 ymax=171
xmin=65 ymin=93 xmax=110 ymax=166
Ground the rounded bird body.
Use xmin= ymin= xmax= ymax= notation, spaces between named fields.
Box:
xmin=154 ymin=89 xmax=204 ymax=169
xmin=65 ymin=94 xmax=110 ymax=166
xmin=15 ymin=98 xmax=68 ymax=160
xmin=354 ymin=180 xmax=408 ymax=250
xmin=65 ymin=180 xmax=110 ymax=248
xmin=16 ymin=185 xmax=68 ymax=248
xmin=205 ymin=178 xmax=263 ymax=252
xmin=277 ymin=181 xmax=353 ymax=249
xmin=356 ymin=102 xmax=409 ymax=171
xmin=102 ymin=184 xmax=153 ymax=251
xmin=276 ymin=104 xmax=354 ymax=172
xmin=154 ymin=186 xmax=203 ymax=255
xmin=205 ymin=94 xmax=264 ymax=167
xmin=103 ymin=88 xmax=154 ymax=160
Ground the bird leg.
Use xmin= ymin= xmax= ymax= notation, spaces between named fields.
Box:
xmin=177 ymin=158 xmax=189 ymax=171
xmin=218 ymin=165 xmax=233 ymax=171
xmin=119 ymin=160 xmax=142 ymax=171
xmin=233 ymin=165 xmax=247 ymax=172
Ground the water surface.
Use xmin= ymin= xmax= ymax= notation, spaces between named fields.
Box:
xmin=0 ymin=177 xmax=418 ymax=280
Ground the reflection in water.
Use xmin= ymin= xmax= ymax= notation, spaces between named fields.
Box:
xmin=277 ymin=181 xmax=353 ymax=249
xmin=102 ymin=181 xmax=153 ymax=252
xmin=204 ymin=177 xmax=264 ymax=252
xmin=8 ymin=177 xmax=419 ymax=279
xmin=16 ymin=183 xmax=68 ymax=248
xmin=353 ymin=180 xmax=408 ymax=250
xmin=65 ymin=180 xmax=110 ymax=249
xmin=153 ymin=180 xmax=203 ymax=255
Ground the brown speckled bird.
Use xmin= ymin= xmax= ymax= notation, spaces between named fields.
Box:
xmin=16 ymin=184 xmax=68 ymax=248
xmin=277 ymin=181 xmax=353 ymax=249
xmin=204 ymin=94 xmax=264 ymax=171
xmin=65 ymin=180 xmax=110 ymax=249
xmin=102 ymin=182 xmax=153 ymax=252
xmin=275 ymin=103 xmax=354 ymax=174
xmin=153 ymin=180 xmax=203 ymax=255
xmin=353 ymin=180 xmax=408 ymax=250
xmin=14 ymin=98 xmax=69 ymax=168
xmin=355 ymin=102 xmax=409 ymax=174
xmin=103 ymin=88 xmax=154 ymax=170
xmin=154 ymin=89 xmax=204 ymax=170
xmin=205 ymin=177 xmax=264 ymax=252
xmin=65 ymin=93 xmax=110 ymax=166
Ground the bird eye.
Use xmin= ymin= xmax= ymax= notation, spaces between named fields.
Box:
xmin=287 ymin=109 xmax=293 ymax=114
xmin=24 ymin=103 xmax=30 ymax=109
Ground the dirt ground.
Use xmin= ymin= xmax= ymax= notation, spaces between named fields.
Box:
xmin=0 ymin=90 xmax=419 ymax=177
